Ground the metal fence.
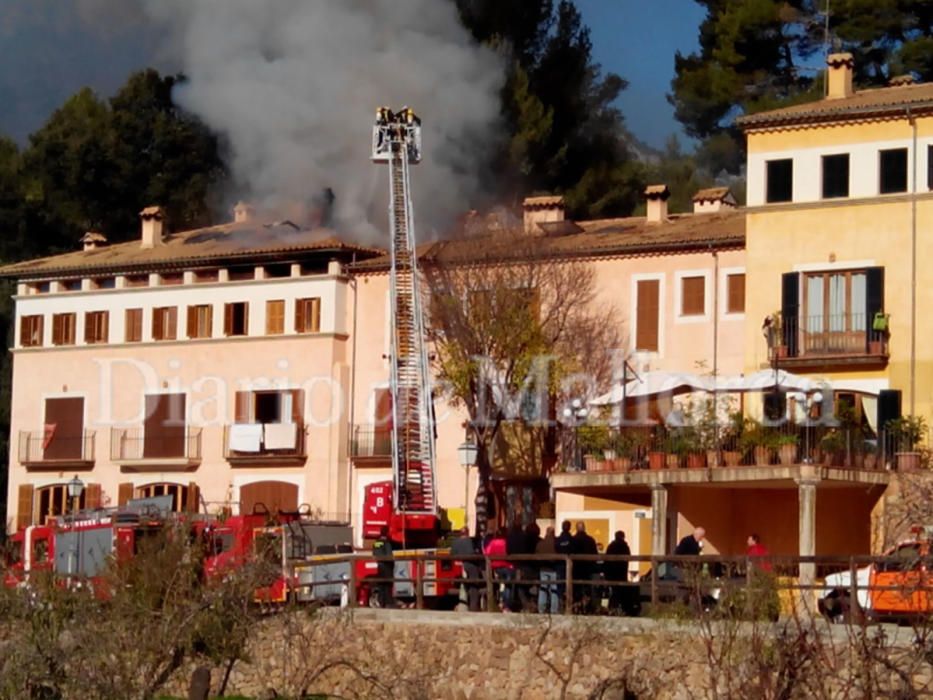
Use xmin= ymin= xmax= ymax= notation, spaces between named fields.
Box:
xmin=350 ymin=425 xmax=393 ymax=458
xmin=110 ymin=427 xmax=203 ymax=461
xmin=18 ymin=430 xmax=95 ymax=464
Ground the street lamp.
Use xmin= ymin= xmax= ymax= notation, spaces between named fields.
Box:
xmin=458 ymin=440 xmax=478 ymax=531
xmin=66 ymin=475 xmax=84 ymax=516
xmin=562 ymin=398 xmax=588 ymax=471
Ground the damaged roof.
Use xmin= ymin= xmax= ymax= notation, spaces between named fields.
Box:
xmin=737 ymin=82 xmax=933 ymax=129
xmin=0 ymin=221 xmax=385 ymax=279
xmin=353 ymin=209 xmax=744 ymax=271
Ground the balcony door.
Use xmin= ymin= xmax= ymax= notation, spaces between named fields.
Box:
xmin=143 ymin=393 xmax=186 ymax=458
xmin=804 ymin=271 xmax=866 ymax=354
xmin=43 ymin=397 xmax=84 ymax=460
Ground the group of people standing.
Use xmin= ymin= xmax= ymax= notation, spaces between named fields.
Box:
xmin=451 ymin=521 xmax=637 ymax=614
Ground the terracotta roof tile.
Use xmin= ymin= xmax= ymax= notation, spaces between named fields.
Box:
xmin=692 ymin=187 xmax=731 ymax=202
xmin=523 ymin=195 xmax=565 ymax=208
xmin=0 ymin=221 xmax=385 ymax=278
xmin=738 ymin=82 xmax=933 ymax=129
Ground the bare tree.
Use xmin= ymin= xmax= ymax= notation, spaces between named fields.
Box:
xmin=424 ymin=226 xmax=622 ymax=534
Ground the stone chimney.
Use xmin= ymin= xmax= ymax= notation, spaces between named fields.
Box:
xmin=522 ymin=195 xmax=565 ymax=233
xmin=691 ymin=187 xmax=737 ymax=214
xmin=233 ymin=201 xmax=255 ymax=224
xmin=826 ymin=53 xmax=855 ymax=100
xmin=644 ymin=185 xmax=670 ymax=223
xmin=140 ymin=206 xmax=165 ymax=249
xmin=80 ymin=231 xmax=107 ymax=251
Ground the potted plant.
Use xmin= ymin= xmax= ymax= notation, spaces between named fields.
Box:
xmin=689 ymin=398 xmax=719 ymax=467
xmin=869 ymin=312 xmax=889 ymax=356
xmin=739 ymin=420 xmax=774 ymax=466
xmin=887 ymin=416 xmax=926 ymax=471
xmin=721 ymin=411 xmax=744 ymax=466
xmin=610 ymin=431 xmax=634 ymax=471
xmin=577 ymin=424 xmax=608 ymax=471
xmin=664 ymin=432 xmax=689 ymax=469
xmin=818 ymin=429 xmax=845 ymax=466
xmin=767 ymin=311 xmax=787 ymax=359
xmin=776 ymin=433 xmax=798 ymax=465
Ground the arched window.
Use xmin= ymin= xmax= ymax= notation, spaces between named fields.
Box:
xmin=36 ymin=484 xmax=86 ymax=524
xmin=136 ymin=483 xmax=190 ymax=513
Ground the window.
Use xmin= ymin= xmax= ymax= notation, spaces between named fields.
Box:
xmin=152 ymin=306 xmax=178 ymax=341
xmin=766 ymin=158 xmax=793 ymax=203
xmin=804 ymin=271 xmax=866 ymax=333
xmin=727 ymin=274 xmax=745 ymax=314
xmin=227 ymin=267 xmax=255 ymax=282
xmin=295 ymin=297 xmax=321 ymax=333
xmin=125 ymin=274 xmax=149 ymax=288
xmin=224 ymin=302 xmax=249 ymax=336
xmin=194 ymin=270 xmax=219 ymax=283
xmin=680 ymin=276 xmax=705 ymax=317
xmin=20 ymin=315 xmax=43 ymax=347
xmin=187 ymin=304 xmax=213 ymax=339
xmin=84 ymin=310 xmax=109 ymax=344
xmin=36 ymin=484 xmax=86 ymax=524
xmin=61 ymin=279 xmax=82 ymax=292
xmin=136 ymin=483 xmax=191 ymax=513
xmin=91 ymin=277 xmax=116 ymax=290
xmin=160 ymin=272 xmax=184 ymax=286
xmin=266 ymin=300 xmax=285 ymax=335
xmin=822 ymin=154 xmax=850 ymax=198
xmin=880 ymin=148 xmax=908 ymax=194
xmin=43 ymin=397 xmax=85 ymax=460
xmin=125 ymin=308 xmax=143 ymax=342
xmin=231 ymin=389 xmax=304 ymax=454
xmin=51 ymin=313 xmax=76 ymax=346
xmin=28 ymin=282 xmax=51 ymax=295
xmin=264 ymin=264 xmax=292 ymax=279
xmin=635 ymin=279 xmax=660 ymax=352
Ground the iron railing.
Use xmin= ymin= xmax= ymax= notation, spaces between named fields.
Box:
xmin=18 ymin=430 xmax=95 ymax=465
xmin=110 ymin=426 xmax=203 ymax=462
xmin=350 ymin=424 xmax=393 ymax=458
xmin=782 ymin=313 xmax=888 ymax=358
xmin=223 ymin=421 xmax=306 ymax=459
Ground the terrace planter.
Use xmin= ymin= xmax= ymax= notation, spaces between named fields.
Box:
xmin=584 ymin=455 xmax=597 ymax=472
xmin=778 ymin=444 xmax=797 ymax=465
xmin=753 ymin=446 xmax=772 ymax=467
xmin=665 ymin=453 xmax=681 ymax=469
xmin=723 ymin=451 xmax=742 ymax=467
xmin=706 ymin=450 xmax=720 ymax=468
xmin=863 ymin=452 xmax=878 ymax=470
xmin=686 ymin=452 xmax=707 ymax=469
xmin=896 ymin=451 xmax=921 ymax=471
xmin=648 ymin=451 xmax=665 ymax=471
xmin=615 ymin=457 xmax=632 ymax=472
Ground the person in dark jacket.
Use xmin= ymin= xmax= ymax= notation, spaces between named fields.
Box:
xmin=451 ymin=527 xmax=481 ymax=611
xmin=572 ymin=522 xmax=599 ymax=611
xmin=505 ymin=524 xmax=528 ymax=611
xmin=675 ymin=527 xmax=706 ymax=556
xmin=554 ymin=520 xmax=575 ymax=610
xmin=536 ymin=526 xmax=559 ymax=614
xmin=605 ymin=530 xmax=632 ymax=612
xmin=372 ymin=526 xmax=396 ymax=608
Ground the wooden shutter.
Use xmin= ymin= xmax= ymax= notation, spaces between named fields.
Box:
xmin=187 ymin=306 xmax=198 ymax=338
xmin=43 ymin=397 xmax=84 ymax=460
xmin=167 ymin=307 xmax=178 ymax=340
xmin=84 ymin=483 xmax=102 ymax=510
xmin=635 ymin=279 xmax=660 ymax=352
xmin=143 ymin=393 xmax=186 ymax=458
xmin=187 ymin=482 xmax=200 ymax=514
xmin=781 ymin=272 xmax=800 ymax=357
xmin=126 ymin=309 xmax=142 ymax=342
xmin=118 ymin=482 xmax=134 ymax=506
xmin=310 ymin=298 xmax=321 ymax=332
xmin=266 ymin=300 xmax=284 ymax=334
xmin=234 ymin=391 xmax=252 ymax=423
xmin=16 ymin=484 xmax=34 ymax=530
xmin=224 ymin=303 xmax=234 ymax=336
xmin=727 ymin=274 xmax=746 ymax=314
xmin=290 ymin=389 xmax=305 ymax=422
xmin=865 ymin=266 xmax=885 ymax=342
xmin=153 ymin=308 xmax=164 ymax=341
xmin=681 ymin=277 xmax=705 ymax=316
xmin=52 ymin=315 xmax=62 ymax=345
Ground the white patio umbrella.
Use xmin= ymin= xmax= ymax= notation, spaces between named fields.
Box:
xmin=590 ymin=371 xmax=711 ymax=406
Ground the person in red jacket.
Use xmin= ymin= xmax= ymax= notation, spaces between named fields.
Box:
xmin=746 ymin=533 xmax=772 ymax=572
xmin=484 ymin=528 xmax=513 ymax=611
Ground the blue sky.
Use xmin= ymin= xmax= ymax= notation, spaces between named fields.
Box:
xmin=577 ymin=0 xmax=706 ymax=149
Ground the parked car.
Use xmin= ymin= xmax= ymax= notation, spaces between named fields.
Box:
xmin=820 ymin=535 xmax=933 ymax=623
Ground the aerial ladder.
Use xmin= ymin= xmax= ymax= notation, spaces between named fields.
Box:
xmin=372 ymin=107 xmax=438 ymax=544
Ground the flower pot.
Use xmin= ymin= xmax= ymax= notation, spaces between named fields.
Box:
xmin=896 ymin=451 xmax=921 ymax=471
xmin=665 ymin=453 xmax=681 ymax=469
xmin=723 ymin=451 xmax=741 ymax=467
xmin=603 ymin=449 xmax=617 ymax=461
xmin=868 ymin=340 xmax=884 ymax=356
xmin=706 ymin=450 xmax=720 ymax=468
xmin=584 ymin=454 xmax=597 ymax=472
xmin=616 ymin=457 xmax=632 ymax=472
xmin=687 ymin=452 xmax=707 ymax=469
xmin=753 ymin=446 xmax=771 ymax=466
xmin=648 ymin=451 xmax=665 ymax=471
xmin=778 ymin=443 xmax=796 ymax=465
xmin=774 ymin=345 xmax=788 ymax=359
xmin=864 ymin=452 xmax=878 ymax=470
xmin=822 ymin=451 xmax=836 ymax=467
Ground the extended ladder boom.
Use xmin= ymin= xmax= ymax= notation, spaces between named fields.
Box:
xmin=372 ymin=107 xmax=436 ymax=521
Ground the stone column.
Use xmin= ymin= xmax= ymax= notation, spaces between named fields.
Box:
xmin=651 ymin=484 xmax=668 ymax=556
xmin=797 ymin=477 xmax=819 ymax=602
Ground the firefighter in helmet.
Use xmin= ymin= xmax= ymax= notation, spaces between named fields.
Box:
xmin=373 ymin=525 xmax=396 ymax=608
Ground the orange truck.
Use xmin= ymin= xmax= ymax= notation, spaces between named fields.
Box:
xmin=820 ymin=530 xmax=933 ymax=621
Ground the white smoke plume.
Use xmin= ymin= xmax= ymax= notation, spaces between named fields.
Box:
xmin=134 ymin=0 xmax=505 ymax=241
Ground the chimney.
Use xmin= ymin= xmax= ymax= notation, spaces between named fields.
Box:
xmin=691 ymin=187 xmax=737 ymax=214
xmin=644 ymin=184 xmax=670 ymax=223
xmin=826 ymin=53 xmax=855 ymax=100
xmin=889 ymin=74 xmax=916 ymax=87
xmin=140 ymin=206 xmax=165 ymax=249
xmin=522 ymin=195 xmax=565 ymax=233
xmin=80 ymin=231 xmax=107 ymax=251
xmin=233 ymin=201 xmax=255 ymax=223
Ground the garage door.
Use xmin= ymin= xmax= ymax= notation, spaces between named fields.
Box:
xmin=239 ymin=481 xmax=298 ymax=515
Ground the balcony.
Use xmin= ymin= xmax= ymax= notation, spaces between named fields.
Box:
xmin=110 ymin=427 xmax=202 ymax=471
xmin=350 ymin=425 xmax=392 ymax=464
xmin=18 ymin=430 xmax=95 ymax=470
xmin=776 ymin=313 xmax=888 ymax=370
xmin=223 ymin=422 xmax=307 ymax=466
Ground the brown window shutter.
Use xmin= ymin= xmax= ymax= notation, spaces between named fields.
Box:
xmin=84 ymin=313 xmax=93 ymax=344
xmin=118 ymin=482 xmax=134 ymax=506
xmin=204 ymin=306 xmax=213 ymax=337
xmin=187 ymin=482 xmax=200 ymax=513
xmin=727 ymin=274 xmax=746 ymax=313
xmin=290 ymin=389 xmax=305 ymax=422
xmin=636 ymin=279 xmax=660 ymax=352
xmin=310 ymin=298 xmax=321 ymax=332
xmin=242 ymin=304 xmax=248 ymax=335
xmin=187 ymin=305 xmax=197 ymax=338
xmin=52 ymin=315 xmax=61 ymax=345
xmin=167 ymin=307 xmax=178 ymax=339
xmin=234 ymin=391 xmax=251 ymax=423
xmin=266 ymin=300 xmax=284 ymax=334
xmin=126 ymin=309 xmax=142 ymax=342
xmin=100 ymin=311 xmax=109 ymax=342
xmin=84 ymin=483 xmax=102 ymax=510
xmin=16 ymin=484 xmax=34 ymax=530
xmin=153 ymin=308 xmax=164 ymax=340
xmin=295 ymin=299 xmax=305 ymax=332
xmin=681 ymin=276 xmax=705 ymax=316
xmin=224 ymin=303 xmax=233 ymax=335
